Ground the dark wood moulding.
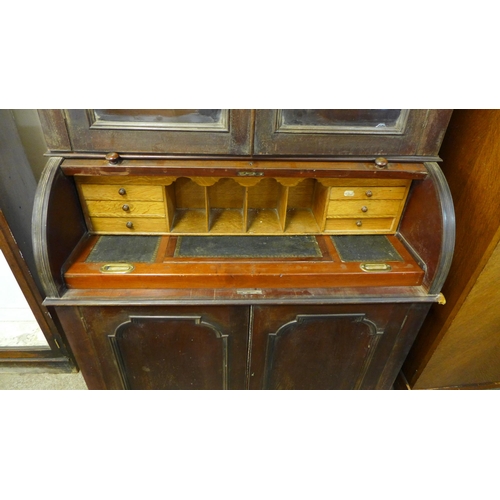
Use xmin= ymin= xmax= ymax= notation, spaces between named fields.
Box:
xmin=60 ymin=159 xmax=428 ymax=179
xmin=44 ymin=286 xmax=443 ymax=308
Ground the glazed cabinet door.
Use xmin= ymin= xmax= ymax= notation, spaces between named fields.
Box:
xmin=57 ymin=305 xmax=249 ymax=390
xmin=249 ymin=303 xmax=428 ymax=390
xmin=42 ymin=110 xmax=253 ymax=155
xmin=253 ymin=109 xmax=452 ymax=157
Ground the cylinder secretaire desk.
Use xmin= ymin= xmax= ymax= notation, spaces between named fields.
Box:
xmin=33 ymin=109 xmax=454 ymax=389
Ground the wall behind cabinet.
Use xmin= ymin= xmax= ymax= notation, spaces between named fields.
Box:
xmin=11 ymin=110 xmax=47 ymax=181
xmin=400 ymin=109 xmax=500 ymax=390
xmin=0 ymin=110 xmax=44 ymax=291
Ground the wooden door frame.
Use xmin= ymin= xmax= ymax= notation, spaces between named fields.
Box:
xmin=39 ymin=109 xmax=254 ymax=156
xmin=0 ymin=210 xmax=75 ymax=371
xmin=253 ymin=110 xmax=452 ymax=158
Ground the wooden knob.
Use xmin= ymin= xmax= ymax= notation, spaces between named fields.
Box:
xmin=122 ymin=204 xmax=130 ymax=212
xmin=374 ymin=157 xmax=388 ymax=168
xmin=106 ymin=152 xmax=120 ymax=164
xmin=118 ymin=188 xmax=126 ymax=196
xmin=361 ymin=206 xmax=368 ymax=213
xmin=126 ymin=221 xmax=134 ymax=229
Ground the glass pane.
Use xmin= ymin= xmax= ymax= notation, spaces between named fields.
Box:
xmin=0 ymin=249 xmax=48 ymax=348
xmin=280 ymin=109 xmax=404 ymax=130
xmin=92 ymin=109 xmax=226 ymax=130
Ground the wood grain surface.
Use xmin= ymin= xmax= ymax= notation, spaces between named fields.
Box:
xmin=402 ymin=110 xmax=500 ymax=389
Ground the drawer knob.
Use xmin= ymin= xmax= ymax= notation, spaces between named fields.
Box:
xmin=375 ymin=157 xmax=388 ymax=168
xmin=126 ymin=221 xmax=134 ymax=229
xmin=122 ymin=204 xmax=130 ymax=212
xmin=118 ymin=188 xmax=126 ymax=196
xmin=365 ymin=190 xmax=373 ymax=197
xmin=361 ymin=206 xmax=368 ymax=213
xmin=106 ymin=152 xmax=121 ymax=165
xmin=356 ymin=220 xmax=363 ymax=227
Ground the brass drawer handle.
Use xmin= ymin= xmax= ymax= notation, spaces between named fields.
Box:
xmin=100 ymin=263 xmax=135 ymax=274
xmin=126 ymin=221 xmax=134 ymax=229
xmin=360 ymin=263 xmax=392 ymax=272
xmin=365 ymin=190 xmax=373 ymax=197
xmin=356 ymin=220 xmax=363 ymax=227
xmin=118 ymin=188 xmax=126 ymax=196
xmin=122 ymin=204 xmax=130 ymax=211
xmin=361 ymin=206 xmax=368 ymax=213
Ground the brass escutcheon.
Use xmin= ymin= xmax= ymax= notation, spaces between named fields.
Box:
xmin=237 ymin=171 xmax=264 ymax=177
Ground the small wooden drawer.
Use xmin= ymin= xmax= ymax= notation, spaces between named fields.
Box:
xmin=80 ymin=184 xmax=164 ymax=202
xmin=327 ymin=200 xmax=403 ymax=218
xmin=90 ymin=217 xmax=169 ymax=234
xmin=86 ymin=201 xmax=165 ymax=218
xmin=325 ymin=218 xmax=396 ymax=233
xmin=329 ymin=186 xmax=408 ymax=200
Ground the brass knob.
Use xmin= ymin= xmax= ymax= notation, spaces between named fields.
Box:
xmin=118 ymin=188 xmax=126 ymax=196
xmin=356 ymin=220 xmax=363 ymax=227
xmin=365 ymin=190 xmax=373 ymax=197
xmin=122 ymin=204 xmax=130 ymax=212
xmin=374 ymin=157 xmax=388 ymax=168
xmin=106 ymin=152 xmax=121 ymax=165
xmin=361 ymin=206 xmax=368 ymax=213
xmin=126 ymin=221 xmax=134 ymax=229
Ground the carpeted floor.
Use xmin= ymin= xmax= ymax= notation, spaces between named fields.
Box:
xmin=0 ymin=371 xmax=87 ymax=390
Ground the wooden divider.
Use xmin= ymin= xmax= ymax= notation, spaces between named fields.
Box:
xmin=76 ymin=175 xmax=410 ymax=236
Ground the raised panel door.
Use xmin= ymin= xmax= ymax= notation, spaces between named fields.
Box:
xmin=70 ymin=305 xmax=249 ymax=390
xmin=249 ymin=304 xmax=421 ymax=390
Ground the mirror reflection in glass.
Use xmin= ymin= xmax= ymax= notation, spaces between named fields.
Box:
xmin=279 ymin=109 xmax=406 ymax=133
xmin=91 ymin=109 xmax=227 ymax=131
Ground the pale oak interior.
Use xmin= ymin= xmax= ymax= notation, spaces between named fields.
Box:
xmin=76 ymin=176 xmax=411 ymax=236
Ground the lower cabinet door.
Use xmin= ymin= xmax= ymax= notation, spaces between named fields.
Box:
xmin=57 ymin=302 xmax=428 ymax=390
xmin=249 ymin=304 xmax=418 ymax=390
xmin=73 ymin=305 xmax=250 ymax=390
